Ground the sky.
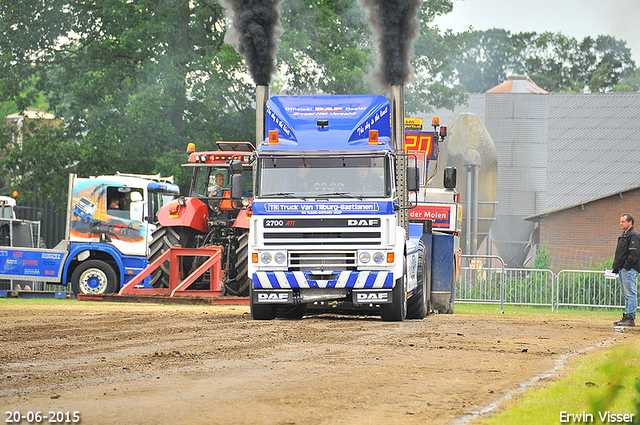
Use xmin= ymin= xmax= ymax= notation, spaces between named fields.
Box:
xmin=432 ymin=0 xmax=640 ymax=64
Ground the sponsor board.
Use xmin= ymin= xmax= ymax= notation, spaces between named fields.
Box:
xmin=408 ymin=203 xmax=456 ymax=231
xmin=253 ymin=201 xmax=394 ymax=216
xmin=0 ymin=248 xmax=67 ymax=282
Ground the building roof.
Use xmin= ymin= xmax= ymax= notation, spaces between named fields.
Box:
xmin=421 ymin=92 xmax=640 ymax=217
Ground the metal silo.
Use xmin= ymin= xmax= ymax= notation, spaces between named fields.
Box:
xmin=439 ymin=113 xmax=498 ymax=255
xmin=485 ymin=75 xmax=549 ymax=267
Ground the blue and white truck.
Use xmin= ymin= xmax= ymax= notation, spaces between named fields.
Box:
xmin=248 ymin=85 xmax=460 ymax=321
xmin=0 ymin=173 xmax=179 ymax=295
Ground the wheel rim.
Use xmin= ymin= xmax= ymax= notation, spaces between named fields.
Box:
xmin=78 ymin=268 xmax=109 ymax=294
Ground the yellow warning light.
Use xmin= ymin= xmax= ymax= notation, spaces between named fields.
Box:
xmin=268 ymin=130 xmax=279 ymax=145
xmin=431 ymin=116 xmax=440 ymax=127
xmin=186 ymin=143 xmax=195 ymax=153
xmin=368 ymin=130 xmax=379 ymax=145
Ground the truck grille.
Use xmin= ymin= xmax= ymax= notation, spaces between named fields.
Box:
xmin=263 ymin=231 xmax=380 ymax=246
xmin=289 ymin=251 xmax=356 ymax=271
xmin=262 ymin=217 xmax=383 ymax=247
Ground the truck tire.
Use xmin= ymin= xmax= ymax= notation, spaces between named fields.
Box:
xmin=71 ymin=260 xmax=118 ymax=295
xmin=249 ymin=283 xmax=277 ymax=320
xmin=407 ymin=241 xmax=429 ymax=319
xmin=148 ymin=225 xmax=198 ymax=288
xmin=380 ymin=271 xmax=407 ymax=322
xmin=221 ymin=230 xmax=250 ymax=296
xmin=276 ymin=304 xmax=306 ymax=319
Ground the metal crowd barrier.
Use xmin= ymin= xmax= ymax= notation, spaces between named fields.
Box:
xmin=458 ymin=256 xmax=628 ymax=312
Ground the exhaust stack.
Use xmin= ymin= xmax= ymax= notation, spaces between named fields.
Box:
xmin=390 ymin=85 xmax=404 ymax=151
xmin=391 ymin=85 xmax=408 ymax=230
xmin=256 ymin=85 xmax=269 ymax=146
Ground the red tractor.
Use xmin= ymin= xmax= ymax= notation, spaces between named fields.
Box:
xmin=148 ymin=142 xmax=254 ymax=296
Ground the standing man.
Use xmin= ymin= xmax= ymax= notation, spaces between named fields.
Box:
xmin=612 ymin=213 xmax=639 ymax=326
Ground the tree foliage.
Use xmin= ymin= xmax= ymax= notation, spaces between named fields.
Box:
xmin=452 ymin=29 xmax=636 ymax=93
xmin=0 ymin=0 xmax=464 ymax=205
xmin=0 ymin=1 xmax=636 ymax=207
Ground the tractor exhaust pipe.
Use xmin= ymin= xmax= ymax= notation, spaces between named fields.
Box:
xmin=256 ymin=85 xmax=269 ymax=147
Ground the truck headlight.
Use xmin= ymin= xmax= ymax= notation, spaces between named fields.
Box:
xmin=260 ymin=252 xmax=272 ymax=264
xmin=373 ymin=252 xmax=385 ymax=264
xmin=359 ymin=252 xmax=371 ymax=263
xmin=274 ymin=252 xmax=286 ymax=264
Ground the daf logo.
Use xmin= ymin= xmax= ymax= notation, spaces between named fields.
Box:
xmin=355 ymin=292 xmax=389 ymax=302
xmin=257 ymin=292 xmax=289 ymax=302
xmin=348 ymin=219 xmax=379 ymax=226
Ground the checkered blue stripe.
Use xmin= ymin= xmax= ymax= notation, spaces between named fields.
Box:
xmin=252 ymin=271 xmax=394 ymax=289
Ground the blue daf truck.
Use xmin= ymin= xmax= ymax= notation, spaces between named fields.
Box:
xmin=247 ymin=87 xmax=460 ymax=321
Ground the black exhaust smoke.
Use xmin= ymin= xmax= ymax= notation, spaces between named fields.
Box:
xmin=221 ymin=0 xmax=283 ymax=85
xmin=359 ymin=0 xmax=423 ymax=87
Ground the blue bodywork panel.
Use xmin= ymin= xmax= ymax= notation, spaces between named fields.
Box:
xmin=66 ymin=242 xmax=151 ymax=288
xmin=431 ymin=232 xmax=455 ymax=295
xmin=261 ymin=95 xmax=392 ymax=151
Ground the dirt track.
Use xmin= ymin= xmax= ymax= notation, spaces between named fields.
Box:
xmin=1 ymin=301 xmax=638 ymax=425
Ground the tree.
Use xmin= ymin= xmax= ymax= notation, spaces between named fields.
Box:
xmin=0 ymin=0 xmax=464 ymax=205
xmin=452 ymin=29 xmax=636 ymax=93
xmin=613 ymin=69 xmax=640 ymax=92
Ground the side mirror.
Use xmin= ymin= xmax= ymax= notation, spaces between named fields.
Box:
xmin=230 ymin=174 xmax=243 ymax=200
xmin=444 ymin=167 xmax=457 ymax=189
xmin=229 ymin=160 xmax=243 ymax=175
xmin=407 ymin=165 xmax=420 ymax=192
xmin=130 ymin=192 xmax=144 ymax=222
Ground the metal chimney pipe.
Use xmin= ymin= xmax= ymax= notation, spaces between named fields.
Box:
xmin=390 ymin=85 xmax=408 ymax=231
xmin=256 ymin=85 xmax=269 ymax=147
xmin=390 ymin=85 xmax=404 ymax=151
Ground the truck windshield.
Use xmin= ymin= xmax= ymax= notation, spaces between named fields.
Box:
xmin=258 ymin=155 xmax=390 ymax=198
xmin=149 ymin=191 xmax=177 ymax=224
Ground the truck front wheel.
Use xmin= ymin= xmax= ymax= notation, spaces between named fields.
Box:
xmin=249 ymin=283 xmax=277 ymax=320
xmin=71 ymin=260 xmax=118 ymax=295
xmin=380 ymin=273 xmax=407 ymax=322
xmin=407 ymin=241 xmax=429 ymax=319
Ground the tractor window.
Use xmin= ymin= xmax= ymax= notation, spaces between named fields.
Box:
xmin=192 ymin=166 xmax=253 ymax=198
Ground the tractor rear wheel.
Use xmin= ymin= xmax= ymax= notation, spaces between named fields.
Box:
xmin=221 ymin=230 xmax=250 ymax=296
xmin=147 ymin=225 xmax=199 ymax=288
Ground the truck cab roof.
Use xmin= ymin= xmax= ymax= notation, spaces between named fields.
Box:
xmin=259 ymin=95 xmax=392 ymax=152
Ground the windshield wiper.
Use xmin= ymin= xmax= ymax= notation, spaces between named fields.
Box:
xmin=316 ymin=192 xmax=360 ymax=198
xmin=261 ymin=192 xmax=296 ymax=197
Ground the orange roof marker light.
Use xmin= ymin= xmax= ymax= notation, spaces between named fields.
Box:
xmin=268 ymin=130 xmax=279 ymax=145
xmin=431 ymin=116 xmax=440 ymax=128
xmin=368 ymin=129 xmax=379 ymax=145
xmin=187 ymin=143 xmax=195 ymax=154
